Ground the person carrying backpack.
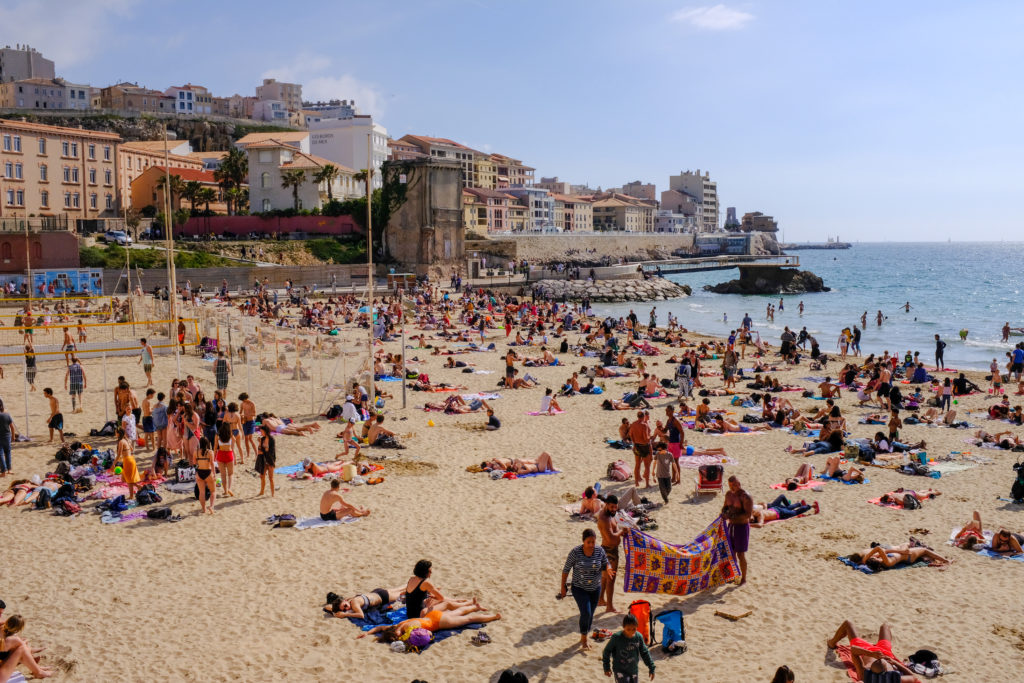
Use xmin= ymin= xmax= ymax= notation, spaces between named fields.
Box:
xmin=602 ymin=613 xmax=656 ymax=681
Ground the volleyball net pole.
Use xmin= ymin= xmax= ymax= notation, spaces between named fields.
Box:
xmin=102 ymin=351 xmax=109 ymax=424
xmin=22 ymin=365 xmax=29 ymax=440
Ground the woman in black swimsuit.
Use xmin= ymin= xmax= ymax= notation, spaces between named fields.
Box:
xmin=323 ymin=587 xmax=405 ymax=619
xmin=255 ymin=423 xmax=276 ymax=497
xmin=195 ymin=436 xmax=216 ymax=516
xmin=404 ymin=559 xmax=476 ymax=617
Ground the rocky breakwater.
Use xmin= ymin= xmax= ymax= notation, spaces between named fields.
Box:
xmin=533 ymin=277 xmax=690 ymax=302
xmin=704 ymin=268 xmax=829 ymax=294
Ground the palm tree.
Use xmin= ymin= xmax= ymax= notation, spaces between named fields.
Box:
xmin=182 ymin=180 xmax=203 ymax=213
xmin=280 ymin=169 xmax=306 ymax=211
xmin=214 ymin=147 xmax=248 ymax=214
xmin=354 ymin=168 xmax=372 ymax=196
xmin=155 ymin=173 xmax=185 ymax=211
xmin=313 ymin=163 xmax=340 ymax=202
xmin=197 ymin=187 xmax=218 ymax=214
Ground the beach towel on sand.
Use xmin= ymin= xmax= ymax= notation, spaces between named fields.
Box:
xmin=770 ymin=480 xmax=821 ymax=491
xmin=818 ymin=474 xmax=869 ymax=485
xmin=349 ymin=605 xmax=482 ymax=650
xmin=526 ymin=409 xmax=566 ymax=415
xmin=295 ymin=516 xmax=359 ymax=530
xmin=622 ymin=516 xmax=739 ymax=596
xmin=946 ymin=528 xmax=1024 ymax=561
xmin=837 ymin=555 xmax=932 ymax=575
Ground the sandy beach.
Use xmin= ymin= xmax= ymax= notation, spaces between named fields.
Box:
xmin=2 ymin=295 xmax=1024 ymax=683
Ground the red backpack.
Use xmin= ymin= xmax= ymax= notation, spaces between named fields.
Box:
xmin=628 ymin=600 xmax=654 ymax=644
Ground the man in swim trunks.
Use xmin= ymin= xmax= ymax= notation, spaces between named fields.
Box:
xmin=138 ymin=338 xmax=155 ymax=387
xmin=827 ymin=620 xmax=921 ymax=683
xmin=723 ymin=475 xmax=753 ymax=586
xmin=597 ymin=495 xmax=626 ymax=614
xmin=627 ymin=412 xmax=653 ymax=488
xmin=43 ymin=388 xmax=64 ymax=444
xmin=319 ymin=479 xmax=370 ymax=520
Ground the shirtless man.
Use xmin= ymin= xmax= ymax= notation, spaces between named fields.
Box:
xmin=62 ymin=326 xmax=76 ymax=366
xmin=723 ymin=475 xmax=753 ymax=585
xmin=750 ymin=496 xmax=819 ymax=527
xmin=141 ymin=388 xmax=156 ymax=451
xmin=43 ymin=388 xmax=64 ymax=443
xmin=828 ymin=621 xmax=922 ymax=683
xmin=818 ymin=377 xmax=842 ymax=398
xmin=239 ymin=392 xmax=257 ymax=460
xmin=319 ymin=479 xmax=370 ymax=520
xmin=879 ymin=488 xmax=941 ymax=506
xmin=366 ymin=414 xmax=397 ymax=445
xmin=627 ymin=412 xmax=653 ymax=488
xmin=597 ymin=495 xmax=627 ymax=613
xmin=262 ymin=414 xmax=320 ymax=436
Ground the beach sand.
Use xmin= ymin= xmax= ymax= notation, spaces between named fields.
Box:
xmin=3 ymin=302 xmax=1024 ymax=682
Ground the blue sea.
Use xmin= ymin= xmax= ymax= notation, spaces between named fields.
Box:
xmin=594 ymin=242 xmax=1023 ymax=371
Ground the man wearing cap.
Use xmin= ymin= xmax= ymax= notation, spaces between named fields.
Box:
xmin=341 ymin=395 xmax=360 ymax=423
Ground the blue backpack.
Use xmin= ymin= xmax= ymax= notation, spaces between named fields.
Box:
xmin=101 ymin=495 xmax=129 ymax=512
xmin=653 ymin=609 xmax=685 ymax=651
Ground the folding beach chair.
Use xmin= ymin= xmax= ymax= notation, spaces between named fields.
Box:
xmin=694 ymin=464 xmax=724 ymax=497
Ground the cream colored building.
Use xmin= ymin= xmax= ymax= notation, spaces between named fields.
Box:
xmin=100 ymin=82 xmax=175 ymax=113
xmin=472 ymin=154 xmax=497 ymax=189
xmin=462 ymin=189 xmax=488 ymax=236
xmin=118 ymin=141 xmax=202 ymax=210
xmin=247 ymin=139 xmax=357 ymax=212
xmin=591 ymin=193 xmax=655 ymax=233
xmin=0 ymin=118 xmax=120 ymax=219
xmin=256 ymin=78 xmax=302 ymax=113
xmin=552 ymin=194 xmax=594 ymax=233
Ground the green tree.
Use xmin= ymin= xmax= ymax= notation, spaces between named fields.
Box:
xmin=214 ymin=147 xmax=248 ymax=214
xmin=155 ymin=173 xmax=185 ymax=211
xmin=182 ymin=180 xmax=203 ymax=213
xmin=313 ymin=163 xmax=340 ymax=202
xmin=197 ymin=187 xmax=218 ymax=214
xmin=280 ymin=169 xmax=306 ymax=211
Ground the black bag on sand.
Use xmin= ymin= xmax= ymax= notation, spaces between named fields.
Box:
xmin=146 ymin=507 xmax=172 ymax=520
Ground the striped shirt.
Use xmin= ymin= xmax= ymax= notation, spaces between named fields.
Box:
xmin=562 ymin=544 xmax=608 ymax=592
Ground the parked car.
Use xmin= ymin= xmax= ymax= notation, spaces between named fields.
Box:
xmin=104 ymin=230 xmax=132 ymax=246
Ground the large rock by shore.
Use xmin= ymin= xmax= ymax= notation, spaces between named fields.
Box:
xmin=533 ymin=277 xmax=690 ymax=302
xmin=703 ymin=268 xmax=829 ymax=294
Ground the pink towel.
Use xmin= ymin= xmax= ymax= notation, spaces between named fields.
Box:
xmin=770 ymin=481 xmax=818 ymax=491
xmin=527 ymin=409 xmax=566 ymax=416
xmin=868 ymin=497 xmax=904 ymax=509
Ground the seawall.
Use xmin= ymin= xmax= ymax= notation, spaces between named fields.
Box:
xmin=466 ymin=234 xmax=696 ymax=262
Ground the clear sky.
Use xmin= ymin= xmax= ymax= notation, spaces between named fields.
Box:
xmin=3 ymin=0 xmax=1020 ymax=241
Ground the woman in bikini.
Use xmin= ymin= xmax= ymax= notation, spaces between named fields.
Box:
xmin=261 ymin=414 xmax=321 ymax=436
xmin=215 ymin=422 xmax=236 ymax=497
xmin=179 ymin=403 xmax=201 ymax=462
xmin=223 ymin=402 xmax=244 ymax=465
xmin=358 ymin=605 xmax=501 ymax=642
xmin=0 ymin=615 xmax=52 ymax=681
xmin=323 ymin=587 xmax=406 ymax=619
xmin=195 ymin=436 xmax=216 ymax=515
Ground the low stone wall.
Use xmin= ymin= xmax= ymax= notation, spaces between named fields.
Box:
xmin=532 ymin=276 xmax=690 ymax=303
xmin=104 ymin=263 xmax=369 ymax=294
xmin=466 ymin=233 xmax=696 ymax=263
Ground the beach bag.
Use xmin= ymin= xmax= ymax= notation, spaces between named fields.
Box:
xmin=136 ymin=487 xmax=161 ymax=506
xmin=1010 ymin=464 xmax=1024 ymax=503
xmin=176 ymin=461 xmax=196 ymax=483
xmin=628 ymin=600 xmax=654 ymax=645
xmin=146 ymin=506 xmax=172 ymax=520
xmin=54 ymin=443 xmax=73 ymax=462
xmin=54 ymin=461 xmax=71 ymax=477
xmin=653 ymin=609 xmax=685 ymax=653
xmin=607 ymin=460 xmax=632 ymax=482
xmin=56 ymin=482 xmax=76 ymax=501
xmin=34 ymin=488 xmax=52 ymax=509
xmin=845 ymin=444 xmax=861 ymax=459
xmin=903 ymin=494 xmax=921 ymax=510
xmin=269 ymin=513 xmax=296 ymax=528
xmin=325 ymin=404 xmax=343 ymax=420
xmin=57 ymin=500 xmax=81 ymax=516
xmin=405 ymin=627 xmax=433 ymax=652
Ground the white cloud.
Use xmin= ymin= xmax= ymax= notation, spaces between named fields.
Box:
xmin=0 ymin=0 xmax=138 ymax=68
xmin=262 ymin=54 xmax=385 ymax=118
xmin=670 ymin=4 xmax=754 ymax=31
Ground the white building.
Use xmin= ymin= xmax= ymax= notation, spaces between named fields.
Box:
xmin=60 ymin=80 xmax=91 ymax=110
xmin=654 ymin=210 xmax=698 ymax=233
xmin=252 ymin=99 xmax=290 ymax=123
xmin=663 ymin=169 xmax=719 ymax=232
xmin=503 ymin=187 xmax=556 ymax=231
xmin=308 ymin=115 xmax=388 ymax=190
xmin=165 ymin=84 xmax=212 ymax=115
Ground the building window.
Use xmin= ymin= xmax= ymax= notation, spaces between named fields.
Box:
xmin=1 ymin=135 xmax=9 ymax=151
xmin=62 ymin=141 xmax=69 ymax=156
xmin=70 ymin=142 xmax=78 ymax=157
xmin=260 ymin=172 xmax=270 ymax=188
xmin=88 ymin=169 xmax=96 ymax=184
xmin=4 ymin=189 xmax=12 ymax=205
xmin=104 ymin=169 xmax=112 ymax=185
xmin=103 ymin=145 xmax=111 ymax=160
xmin=15 ymin=190 xmax=23 ymax=206
xmin=64 ymin=192 xmax=71 ymax=207
xmin=105 ymin=194 xmax=113 ymax=210
xmin=72 ymin=192 xmax=80 ymax=208
xmin=13 ymin=136 xmax=21 ymax=152
xmin=39 ymin=164 xmax=47 ymax=181
xmin=40 ymin=190 xmax=48 ymax=207
xmin=1 ymin=243 xmax=10 ymax=259
xmin=90 ymin=193 xmax=97 ymax=209
xmin=14 ymin=163 xmax=22 ymax=179
xmin=38 ymin=138 xmax=46 ymax=154
xmin=262 ymin=198 xmax=271 ymax=211
xmin=88 ymin=144 xmax=96 ymax=159
xmin=63 ymin=166 xmax=70 ymax=182
xmin=3 ymin=162 xmax=10 ymax=178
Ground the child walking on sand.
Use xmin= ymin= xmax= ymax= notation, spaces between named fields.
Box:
xmin=602 ymin=614 xmax=656 ymax=681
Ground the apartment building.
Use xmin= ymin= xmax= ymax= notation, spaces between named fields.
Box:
xmin=165 ymin=84 xmax=213 ymax=115
xmin=256 ymin=79 xmax=302 ymax=113
xmin=535 ymin=177 xmax=571 ymax=194
xmin=309 ymin=115 xmax=388 ymax=190
xmin=397 ymin=135 xmax=476 ymax=187
xmin=118 ymin=140 xmax=202 ymax=210
xmin=236 ymin=131 xmax=310 ymax=154
xmin=503 ymin=187 xmax=555 ymax=231
xmin=131 ymin=166 xmax=227 ymax=213
xmin=552 ymin=194 xmax=594 ymax=233
xmin=100 ymin=82 xmax=175 ymax=113
xmin=464 ymin=187 xmax=514 ymax=233
xmin=0 ymin=77 xmax=90 ymax=110
xmin=664 ymin=169 xmax=718 ymax=232
xmin=387 ymin=138 xmax=427 ymax=161
xmin=0 ymin=118 xmax=120 ymax=220
xmin=247 ymin=139 xmax=357 ymax=212
xmin=252 ymin=99 xmax=291 ymax=124
xmin=740 ymin=211 xmax=778 ymax=233
xmin=591 ymin=193 xmax=656 ymax=233
xmin=489 ymin=153 xmax=534 ymax=188
xmin=472 ymin=154 xmax=496 ymax=190
xmin=462 ymin=189 xmax=487 ymax=236
xmin=0 ymin=45 xmax=54 ymax=83
xmin=618 ymin=180 xmax=656 ymax=201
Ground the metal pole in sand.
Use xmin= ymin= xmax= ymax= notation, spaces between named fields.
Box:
xmin=22 ymin=365 xmax=30 ymax=440
xmin=102 ymin=351 xmax=109 ymax=424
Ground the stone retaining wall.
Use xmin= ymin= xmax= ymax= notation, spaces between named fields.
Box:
xmin=532 ymin=276 xmax=690 ymax=303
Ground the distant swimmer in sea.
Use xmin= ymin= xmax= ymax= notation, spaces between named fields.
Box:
xmin=959 ymin=329 xmax=969 ymax=341
xmin=876 ymin=310 xmax=884 ymax=326
xmin=798 ymin=301 xmax=804 ymax=315
xmin=861 ymin=311 xmax=868 ymax=328
xmin=903 ymin=301 xmax=912 ymax=313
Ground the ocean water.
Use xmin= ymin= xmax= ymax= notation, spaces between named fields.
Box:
xmin=593 ymin=242 xmax=1024 ymax=371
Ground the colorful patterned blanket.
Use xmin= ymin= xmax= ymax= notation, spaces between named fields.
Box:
xmin=622 ymin=516 xmax=740 ymax=595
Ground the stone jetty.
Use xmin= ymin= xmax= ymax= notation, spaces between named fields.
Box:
xmin=532 ymin=277 xmax=690 ymax=302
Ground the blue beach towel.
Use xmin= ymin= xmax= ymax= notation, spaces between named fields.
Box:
xmin=817 ymin=474 xmax=869 ymax=485
xmin=837 ymin=556 xmax=930 ymax=575
xmin=350 ymin=606 xmax=482 ymax=650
